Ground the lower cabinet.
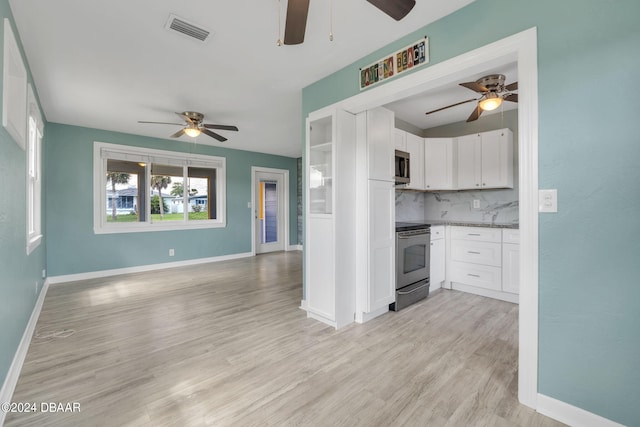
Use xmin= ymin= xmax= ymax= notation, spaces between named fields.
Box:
xmin=430 ymin=226 xmax=445 ymax=289
xmin=502 ymin=229 xmax=520 ymax=295
xmin=448 ymin=226 xmax=519 ymax=303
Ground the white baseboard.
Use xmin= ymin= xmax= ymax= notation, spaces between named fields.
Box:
xmin=0 ymin=280 xmax=49 ymax=426
xmin=537 ymin=393 xmax=624 ymax=427
xmin=299 ymin=299 xmax=307 ymax=310
xmin=355 ymin=305 xmax=388 ymax=324
xmin=47 ymin=252 xmax=253 ymax=285
xmin=451 ymin=282 xmax=519 ymax=304
xmin=288 ymin=244 xmax=303 ymax=251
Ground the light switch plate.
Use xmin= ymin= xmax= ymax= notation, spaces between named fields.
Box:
xmin=539 ymin=189 xmax=558 ymax=213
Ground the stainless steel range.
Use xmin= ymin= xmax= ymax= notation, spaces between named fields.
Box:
xmin=391 ymin=222 xmax=430 ymax=311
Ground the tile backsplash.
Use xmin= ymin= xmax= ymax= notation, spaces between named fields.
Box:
xmin=396 ymin=189 xmax=519 ymax=225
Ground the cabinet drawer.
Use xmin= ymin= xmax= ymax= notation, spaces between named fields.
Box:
xmin=451 ymin=240 xmax=501 ymax=267
xmin=502 ymin=229 xmax=520 ymax=244
xmin=430 ymin=225 xmax=445 ymax=240
xmin=451 ymin=226 xmax=501 ymax=243
xmin=450 ymin=261 xmax=502 ymax=291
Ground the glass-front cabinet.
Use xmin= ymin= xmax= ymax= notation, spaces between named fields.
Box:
xmin=308 ymin=115 xmax=333 ymax=215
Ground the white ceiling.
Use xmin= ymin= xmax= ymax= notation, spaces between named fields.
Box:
xmin=9 ymin=0 xmax=475 ymax=158
xmin=384 ymin=61 xmax=518 ymax=130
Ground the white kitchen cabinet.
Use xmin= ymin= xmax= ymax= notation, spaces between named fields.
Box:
xmin=502 ymin=229 xmax=520 ymax=295
xmin=457 ymin=128 xmax=513 ymax=190
xmin=355 ymin=108 xmax=395 ymax=323
xmin=394 ymin=128 xmax=406 ymax=151
xmin=305 ymin=109 xmax=357 ymax=329
xmin=366 ymin=107 xmax=394 ymax=182
xmin=424 ymin=137 xmax=457 ymax=190
xmin=367 ymin=179 xmax=395 ymax=312
xmin=430 ymin=225 xmax=445 ymax=289
xmin=405 ymin=132 xmax=425 ymax=190
xmin=449 ymin=225 xmax=517 ymax=304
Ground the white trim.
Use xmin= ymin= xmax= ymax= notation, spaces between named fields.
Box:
xmin=93 ymin=141 xmax=227 ymax=234
xmin=537 ymin=394 xmax=625 ymax=427
xmin=299 ymin=299 xmax=307 ymax=310
xmin=251 ymin=166 xmax=290 ymax=255
xmin=47 ymin=252 xmax=252 ymax=285
xmin=26 ymin=234 xmax=42 ymax=255
xmin=0 ymin=280 xmax=49 ymax=427
xmin=2 ymin=19 xmax=27 ymax=150
xmin=306 ymin=28 xmax=539 ymax=409
xmin=289 ymin=244 xmax=303 ymax=251
xmin=354 ymin=305 xmax=388 ymax=324
xmin=450 ymin=282 xmax=519 ymax=304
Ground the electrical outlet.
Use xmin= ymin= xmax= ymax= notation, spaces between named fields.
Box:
xmin=42 ymin=269 xmax=46 ymax=279
xmin=35 ymin=281 xmax=38 ymax=294
xmin=539 ymin=189 xmax=558 ymax=213
xmin=473 ymin=199 xmax=480 ymax=209
xmin=247 ymin=201 xmax=251 ymax=208
xmin=169 ymin=248 xmax=175 ymax=257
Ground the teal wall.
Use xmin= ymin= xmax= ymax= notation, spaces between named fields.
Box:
xmin=303 ymin=0 xmax=640 ymax=425
xmin=0 ymin=1 xmax=47 ymax=387
xmin=45 ymin=123 xmax=298 ymax=276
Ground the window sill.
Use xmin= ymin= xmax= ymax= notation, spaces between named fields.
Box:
xmin=94 ymin=220 xmax=226 ymax=235
xmin=26 ymin=234 xmax=42 ymax=255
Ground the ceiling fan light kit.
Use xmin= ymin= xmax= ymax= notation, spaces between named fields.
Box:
xmin=478 ymin=92 xmax=502 ymax=111
xmin=424 ymin=74 xmax=518 ymax=122
xmin=138 ymin=111 xmax=238 ymax=142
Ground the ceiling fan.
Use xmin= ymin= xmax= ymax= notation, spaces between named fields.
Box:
xmin=425 ymin=74 xmax=518 ymax=122
xmin=138 ymin=111 xmax=239 ymax=142
xmin=282 ymin=0 xmax=416 ymax=45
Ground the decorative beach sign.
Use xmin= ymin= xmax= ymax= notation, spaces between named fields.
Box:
xmin=359 ymin=37 xmax=429 ymax=91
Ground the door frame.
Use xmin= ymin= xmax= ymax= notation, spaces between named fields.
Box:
xmin=306 ymin=28 xmax=539 ymax=409
xmin=251 ymin=166 xmax=290 ymax=255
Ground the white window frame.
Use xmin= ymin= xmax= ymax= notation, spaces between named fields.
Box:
xmin=26 ymin=84 xmax=43 ymax=255
xmin=93 ymin=141 xmax=226 ymax=234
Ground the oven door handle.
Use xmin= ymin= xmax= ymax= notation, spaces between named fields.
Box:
xmin=397 ymin=283 xmax=429 ymax=295
xmin=397 ymin=232 xmax=430 ymax=239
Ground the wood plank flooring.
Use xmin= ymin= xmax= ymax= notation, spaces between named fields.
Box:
xmin=5 ymin=251 xmax=563 ymax=426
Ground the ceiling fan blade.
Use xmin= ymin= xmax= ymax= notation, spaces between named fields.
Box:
xmin=202 ymin=128 xmax=228 ymax=142
xmin=366 ymin=0 xmax=416 ymax=21
xmin=425 ymin=98 xmax=478 ymax=116
xmin=505 ymin=81 xmax=518 ymax=91
xmin=459 ymin=81 xmax=489 ymax=93
xmin=504 ymin=93 xmax=518 ymax=103
xmin=203 ymin=124 xmax=239 ymax=131
xmin=175 ymin=112 xmax=194 ymax=124
xmin=283 ymin=0 xmax=310 ymax=45
xmin=138 ymin=121 xmax=183 ymax=126
xmin=466 ymin=105 xmax=483 ymax=122
xmin=170 ymin=128 xmax=186 ymax=138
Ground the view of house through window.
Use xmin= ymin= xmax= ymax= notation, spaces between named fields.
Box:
xmin=96 ymin=142 xmax=225 ymax=233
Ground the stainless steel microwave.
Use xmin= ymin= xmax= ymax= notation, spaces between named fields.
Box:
xmin=395 ymin=149 xmax=410 ymax=185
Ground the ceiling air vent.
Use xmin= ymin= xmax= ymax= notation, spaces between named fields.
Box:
xmin=165 ymin=14 xmax=211 ymax=42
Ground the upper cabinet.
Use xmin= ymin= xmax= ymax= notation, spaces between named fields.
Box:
xmin=366 ymin=107 xmax=395 ymax=182
xmin=424 ymin=137 xmax=457 ymax=190
xmin=457 ymin=128 xmax=514 ymax=190
xmin=394 ymin=129 xmax=406 ymax=151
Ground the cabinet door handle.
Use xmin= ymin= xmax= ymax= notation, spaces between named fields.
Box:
xmin=467 ymin=251 xmax=481 ymax=254
xmin=467 ymin=233 xmax=481 ymax=236
xmin=467 ymin=274 xmax=481 ymax=278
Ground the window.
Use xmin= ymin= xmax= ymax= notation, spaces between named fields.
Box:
xmin=93 ymin=142 xmax=226 ymax=234
xmin=26 ymin=84 xmax=43 ymax=254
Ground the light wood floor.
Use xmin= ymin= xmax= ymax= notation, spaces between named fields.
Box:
xmin=6 ymin=251 xmax=563 ymax=427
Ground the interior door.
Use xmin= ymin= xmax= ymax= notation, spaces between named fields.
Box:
xmin=255 ymin=171 xmax=285 ymax=254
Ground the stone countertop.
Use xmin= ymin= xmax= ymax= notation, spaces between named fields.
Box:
xmin=424 ymin=220 xmax=519 ymax=229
